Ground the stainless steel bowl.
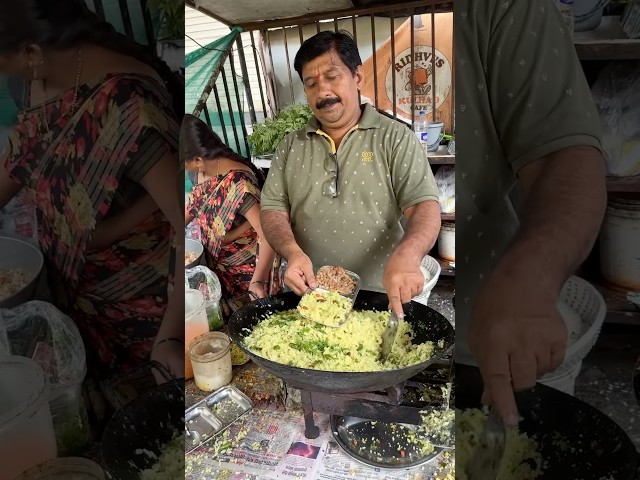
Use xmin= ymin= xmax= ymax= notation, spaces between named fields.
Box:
xmin=185 ymin=237 xmax=204 ymax=269
xmin=0 ymin=236 xmax=44 ymax=308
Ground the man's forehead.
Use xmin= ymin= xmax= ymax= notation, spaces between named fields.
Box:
xmin=301 ymin=50 xmax=348 ymax=74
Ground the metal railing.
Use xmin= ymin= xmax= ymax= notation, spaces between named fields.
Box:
xmin=188 ymin=1 xmax=454 ymax=152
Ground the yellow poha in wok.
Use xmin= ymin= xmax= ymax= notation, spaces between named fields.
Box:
xmin=243 ymin=309 xmax=442 ymax=371
xmin=456 ymin=408 xmax=543 ymax=480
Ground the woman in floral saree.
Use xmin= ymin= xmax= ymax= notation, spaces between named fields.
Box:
xmin=0 ymin=0 xmax=184 ymax=379
xmin=182 ymin=114 xmax=275 ymax=317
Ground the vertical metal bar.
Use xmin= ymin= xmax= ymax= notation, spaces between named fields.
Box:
xmin=450 ymin=10 xmax=455 ymax=134
xmin=283 ymin=27 xmax=296 ymax=104
xmin=139 ymin=0 xmax=156 ymax=47
xmin=117 ymin=0 xmax=134 ymax=38
xmin=203 ymin=104 xmax=213 ymax=127
xmin=298 ymin=24 xmax=304 ymax=45
xmin=410 ymin=10 xmax=416 ymax=125
xmin=236 ymin=35 xmax=257 ymax=124
xmin=431 ymin=8 xmax=437 ymax=123
xmin=370 ymin=14 xmax=378 ymax=108
xmin=317 ymin=21 xmax=321 ymax=34
xmin=352 ymin=15 xmax=357 ymax=40
xmin=390 ymin=14 xmax=396 ymax=118
xmin=353 ymin=15 xmax=359 ymax=104
xmin=229 ymin=52 xmax=251 ymax=154
xmin=93 ymin=0 xmax=105 ymax=20
xmin=250 ymin=31 xmax=268 ymax=118
xmin=221 ymin=66 xmax=242 ymax=153
xmin=266 ymin=29 xmax=280 ymax=111
xmin=213 ymin=84 xmax=229 ymax=145
xmin=334 ymin=18 xmax=339 ymax=32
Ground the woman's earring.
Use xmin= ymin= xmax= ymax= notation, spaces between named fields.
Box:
xmin=32 ymin=59 xmax=44 ymax=80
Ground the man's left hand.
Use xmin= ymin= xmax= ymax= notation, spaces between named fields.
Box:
xmin=383 ymin=250 xmax=424 ymax=317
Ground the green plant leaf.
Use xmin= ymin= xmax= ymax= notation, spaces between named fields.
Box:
xmin=247 ymin=104 xmax=314 ymax=155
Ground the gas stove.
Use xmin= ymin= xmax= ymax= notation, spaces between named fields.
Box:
xmin=292 ymin=355 xmax=455 ymax=439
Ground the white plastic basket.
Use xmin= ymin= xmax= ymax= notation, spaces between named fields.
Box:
xmin=540 ymin=276 xmax=606 ymax=382
xmin=411 ymin=255 xmax=442 ymax=306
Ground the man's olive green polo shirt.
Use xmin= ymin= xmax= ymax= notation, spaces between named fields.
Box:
xmin=261 ymin=103 xmax=440 ymax=292
xmin=455 ymin=0 xmax=604 ymax=363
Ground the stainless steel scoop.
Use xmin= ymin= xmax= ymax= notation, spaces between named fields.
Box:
xmin=380 ymin=311 xmax=399 ymax=361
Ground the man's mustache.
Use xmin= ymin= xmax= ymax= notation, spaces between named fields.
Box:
xmin=316 ymin=97 xmax=341 ymax=109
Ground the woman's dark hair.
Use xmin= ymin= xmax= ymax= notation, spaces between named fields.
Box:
xmin=293 ymin=30 xmax=362 ymax=80
xmin=0 ymin=0 xmax=183 ymax=117
xmin=181 ymin=114 xmax=265 ymax=188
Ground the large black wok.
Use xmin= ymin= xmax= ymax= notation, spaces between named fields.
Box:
xmin=228 ymin=290 xmax=455 ymax=393
xmin=101 ymin=362 xmax=185 ymax=480
xmin=456 ymin=364 xmax=639 ymax=479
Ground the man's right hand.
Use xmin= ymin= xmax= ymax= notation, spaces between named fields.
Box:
xmin=469 ymin=268 xmax=568 ymax=427
xmin=284 ymin=251 xmax=317 ymax=296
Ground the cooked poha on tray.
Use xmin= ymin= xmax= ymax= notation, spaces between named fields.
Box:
xmin=243 ymin=309 xmax=442 ymax=371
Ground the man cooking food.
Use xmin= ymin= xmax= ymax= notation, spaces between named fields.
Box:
xmin=260 ymin=30 xmax=441 ymax=317
xmin=457 ymin=0 xmax=607 ymax=427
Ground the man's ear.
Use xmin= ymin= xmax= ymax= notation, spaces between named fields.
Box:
xmin=354 ymin=65 xmax=365 ymax=90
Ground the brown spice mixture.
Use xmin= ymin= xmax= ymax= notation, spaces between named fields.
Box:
xmin=316 ymin=266 xmax=357 ymax=295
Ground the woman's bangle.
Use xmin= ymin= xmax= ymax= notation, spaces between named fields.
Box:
xmin=251 ymin=280 xmax=268 ymax=285
xmin=153 ymin=337 xmax=184 ymax=350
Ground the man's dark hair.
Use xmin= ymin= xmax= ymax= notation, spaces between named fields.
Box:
xmin=293 ymin=30 xmax=362 ymax=80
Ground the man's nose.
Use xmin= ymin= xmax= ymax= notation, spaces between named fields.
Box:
xmin=318 ymin=77 xmax=332 ymax=96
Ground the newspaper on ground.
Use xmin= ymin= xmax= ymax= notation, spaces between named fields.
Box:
xmin=185 ymin=409 xmax=455 ymax=480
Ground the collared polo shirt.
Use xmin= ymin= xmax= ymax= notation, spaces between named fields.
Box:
xmin=455 ymin=0 xmax=604 ymax=363
xmin=261 ymin=103 xmax=440 ymax=292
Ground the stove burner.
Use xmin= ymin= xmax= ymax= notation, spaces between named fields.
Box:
xmin=292 ymin=359 xmax=454 ymax=439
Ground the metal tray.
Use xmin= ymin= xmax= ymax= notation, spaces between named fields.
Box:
xmin=185 ymin=385 xmax=253 ymax=453
xmin=330 ymin=415 xmax=443 ymax=469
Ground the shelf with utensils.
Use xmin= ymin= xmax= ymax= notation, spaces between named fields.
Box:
xmin=436 ymin=256 xmax=455 ymax=278
xmin=593 ymin=280 xmax=640 ymax=325
xmin=607 ymin=175 xmax=640 ymax=193
xmin=574 ymin=15 xmax=640 ymax=60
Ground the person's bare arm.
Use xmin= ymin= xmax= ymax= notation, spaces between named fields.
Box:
xmin=139 ymin=153 xmax=185 ymax=378
xmin=507 ymin=146 xmax=606 ymax=285
xmin=471 ymin=146 xmax=606 ymax=425
xmin=244 ymin=205 xmax=276 ymax=298
xmin=0 ymin=148 xmax=20 ymax=210
xmin=384 ymin=200 xmax=441 ymax=315
xmin=89 ymin=194 xmax=158 ymax=250
xmin=260 ymin=210 xmax=302 ymax=260
xmin=397 ymin=200 xmax=441 ymax=261
xmin=222 ymin=221 xmax=251 ymax=244
xmin=261 ymin=209 xmax=316 ymax=294
xmin=185 ymin=205 xmax=194 ymax=227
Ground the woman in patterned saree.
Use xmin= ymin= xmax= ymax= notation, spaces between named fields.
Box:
xmin=182 ymin=114 xmax=275 ymax=317
xmin=0 ymin=0 xmax=184 ymax=379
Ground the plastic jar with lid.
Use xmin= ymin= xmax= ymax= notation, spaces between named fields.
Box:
xmin=189 ymin=332 xmax=233 ymax=392
xmin=185 ymin=289 xmax=209 ymax=379
xmin=0 ymin=355 xmax=57 ymax=480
